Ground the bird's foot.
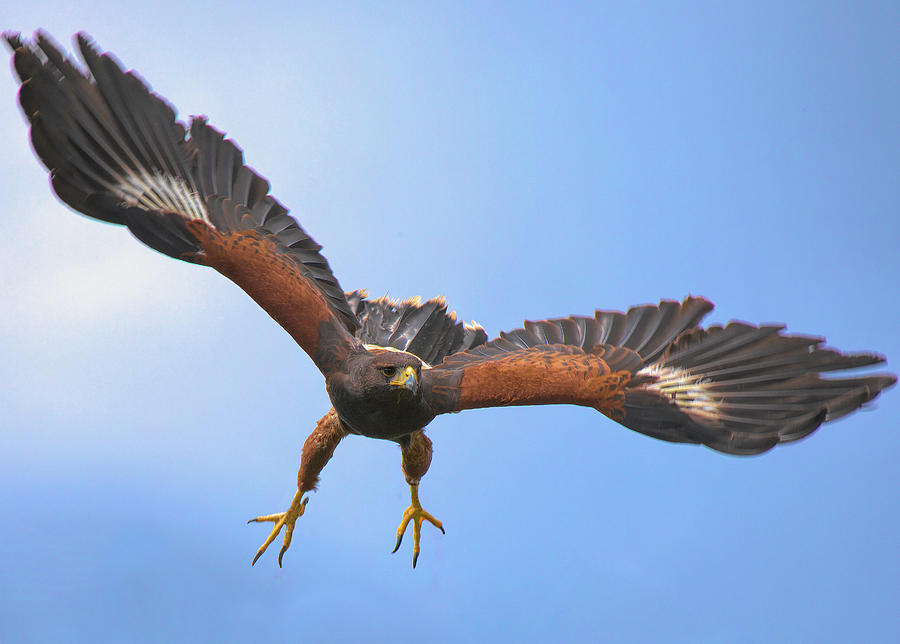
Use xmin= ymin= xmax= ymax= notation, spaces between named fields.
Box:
xmin=391 ymin=483 xmax=444 ymax=568
xmin=248 ymin=490 xmax=308 ymax=567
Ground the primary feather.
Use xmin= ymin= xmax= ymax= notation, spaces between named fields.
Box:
xmin=6 ymin=30 xmax=359 ymax=334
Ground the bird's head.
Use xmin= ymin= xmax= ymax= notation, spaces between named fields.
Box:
xmin=326 ymin=345 xmax=436 ymax=439
xmin=346 ymin=346 xmax=425 ymax=402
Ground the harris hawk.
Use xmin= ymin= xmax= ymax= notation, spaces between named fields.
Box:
xmin=5 ymin=31 xmax=895 ymax=569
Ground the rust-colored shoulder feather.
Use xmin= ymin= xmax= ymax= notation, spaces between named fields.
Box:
xmin=426 ymin=343 xmax=640 ymax=420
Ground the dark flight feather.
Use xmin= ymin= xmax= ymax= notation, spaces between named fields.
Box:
xmin=429 ymin=298 xmax=895 ymax=454
xmin=5 ymin=31 xmax=358 ymax=334
xmin=627 ymin=320 xmax=895 ymax=454
xmin=346 ymin=291 xmax=488 ymax=365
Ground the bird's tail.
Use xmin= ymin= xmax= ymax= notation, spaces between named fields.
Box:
xmin=346 ymin=290 xmax=488 ymax=365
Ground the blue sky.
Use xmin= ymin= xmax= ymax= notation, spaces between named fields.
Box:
xmin=1 ymin=2 xmax=898 ymax=642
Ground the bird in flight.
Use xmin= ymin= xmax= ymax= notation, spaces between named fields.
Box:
xmin=5 ymin=31 xmax=895 ymax=568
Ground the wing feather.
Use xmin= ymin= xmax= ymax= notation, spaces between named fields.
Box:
xmin=424 ymin=343 xmax=641 ymax=417
xmin=346 ymin=291 xmax=488 ymax=364
xmin=6 ymin=31 xmax=359 ymax=373
xmin=425 ymin=298 xmax=895 ymax=455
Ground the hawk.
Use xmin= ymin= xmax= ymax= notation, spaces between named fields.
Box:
xmin=6 ymin=31 xmax=895 ymax=568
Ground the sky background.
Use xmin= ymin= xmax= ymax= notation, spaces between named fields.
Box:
xmin=1 ymin=2 xmax=898 ymax=642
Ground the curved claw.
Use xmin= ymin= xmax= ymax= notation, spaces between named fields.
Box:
xmin=391 ymin=484 xmax=444 ymax=568
xmin=391 ymin=531 xmax=404 ymax=554
xmin=248 ymin=491 xmax=308 ymax=567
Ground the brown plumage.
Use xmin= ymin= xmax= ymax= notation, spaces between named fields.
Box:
xmin=185 ymin=220 xmax=358 ymax=373
xmin=425 ymin=345 xmax=637 ymax=417
xmin=297 ymin=409 xmax=348 ymax=493
xmin=5 ymin=31 xmax=896 ymax=568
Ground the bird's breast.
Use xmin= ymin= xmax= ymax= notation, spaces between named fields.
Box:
xmin=326 ymin=377 xmax=435 ymax=441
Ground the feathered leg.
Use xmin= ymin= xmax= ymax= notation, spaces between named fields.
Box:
xmin=392 ymin=430 xmax=444 ymax=568
xmin=249 ymin=408 xmax=348 ymax=567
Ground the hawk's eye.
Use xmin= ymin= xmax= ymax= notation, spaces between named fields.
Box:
xmin=380 ymin=366 xmax=397 ymax=378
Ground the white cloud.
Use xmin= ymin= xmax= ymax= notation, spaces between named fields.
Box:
xmin=0 ymin=196 xmax=224 ymax=346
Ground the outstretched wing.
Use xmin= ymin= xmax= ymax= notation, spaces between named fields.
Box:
xmin=346 ymin=290 xmax=487 ymax=364
xmin=6 ymin=31 xmax=359 ymax=374
xmin=423 ymin=297 xmax=896 ymax=455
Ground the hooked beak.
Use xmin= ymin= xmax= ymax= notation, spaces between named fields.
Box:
xmin=389 ymin=366 xmax=418 ymax=393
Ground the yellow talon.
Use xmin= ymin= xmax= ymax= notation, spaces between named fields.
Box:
xmin=248 ymin=490 xmax=308 ymax=567
xmin=391 ymin=483 xmax=444 ymax=568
